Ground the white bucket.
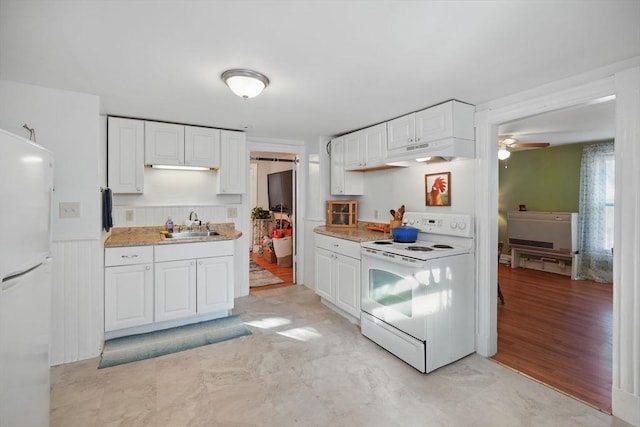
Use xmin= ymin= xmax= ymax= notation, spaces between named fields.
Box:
xmin=272 ymin=236 xmax=292 ymax=257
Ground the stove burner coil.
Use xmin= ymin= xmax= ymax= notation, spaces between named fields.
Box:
xmin=406 ymin=246 xmax=433 ymax=252
xmin=432 ymin=244 xmax=453 ymax=249
xmin=373 ymin=241 xmax=393 ymax=245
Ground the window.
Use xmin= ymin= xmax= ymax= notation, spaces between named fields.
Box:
xmin=577 ymin=142 xmax=614 ymax=283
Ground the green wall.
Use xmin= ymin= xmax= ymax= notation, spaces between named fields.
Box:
xmin=498 ymin=142 xmax=590 ymax=254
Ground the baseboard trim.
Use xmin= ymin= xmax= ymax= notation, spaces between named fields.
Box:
xmin=612 ymin=386 xmax=640 ymax=426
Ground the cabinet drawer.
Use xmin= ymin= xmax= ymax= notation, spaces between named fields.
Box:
xmin=105 ymin=246 xmax=154 ymax=267
xmin=155 ymin=240 xmax=233 ymax=262
xmin=315 ymin=234 xmax=361 ymax=259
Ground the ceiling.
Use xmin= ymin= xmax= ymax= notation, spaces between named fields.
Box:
xmin=1 ymin=1 xmax=638 ymax=143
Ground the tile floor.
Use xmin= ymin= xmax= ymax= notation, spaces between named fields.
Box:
xmin=51 ymin=285 xmax=630 ymax=427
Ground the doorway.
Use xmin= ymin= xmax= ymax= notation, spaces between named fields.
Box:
xmin=490 ymin=100 xmax=615 ymax=411
xmin=248 ymin=151 xmax=297 ymax=291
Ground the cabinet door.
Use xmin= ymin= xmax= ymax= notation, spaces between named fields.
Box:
xmin=105 ymin=263 xmax=153 ymax=331
xmin=361 ymin=123 xmax=386 ymax=167
xmin=107 ymin=117 xmax=145 ymax=194
xmin=217 ymin=130 xmax=247 ymax=194
xmin=185 ymin=126 xmax=221 ymax=168
xmin=330 ymin=137 xmax=363 ymax=196
xmin=415 ymin=103 xmax=452 ymax=144
xmin=197 ymin=256 xmax=233 ymax=314
xmin=315 ymin=247 xmax=334 ymax=300
xmin=334 ymin=254 xmax=360 ymax=318
xmin=155 ymin=260 xmax=197 ymax=322
xmin=386 ymin=113 xmax=415 ymax=156
xmin=145 ymin=121 xmax=185 ymax=165
xmin=343 ymin=131 xmax=363 ymax=170
xmin=330 ymin=137 xmax=345 ymax=195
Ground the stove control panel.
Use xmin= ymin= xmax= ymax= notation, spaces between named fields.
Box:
xmin=403 ymin=212 xmax=473 ymax=238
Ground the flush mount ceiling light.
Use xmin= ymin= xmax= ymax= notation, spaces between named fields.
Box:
xmin=221 ymin=69 xmax=269 ymax=99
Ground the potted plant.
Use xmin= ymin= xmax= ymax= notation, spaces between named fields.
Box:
xmin=251 ymin=206 xmax=272 ymax=221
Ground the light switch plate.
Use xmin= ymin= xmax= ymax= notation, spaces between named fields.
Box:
xmin=125 ymin=209 xmax=135 ymax=221
xmin=227 ymin=207 xmax=237 ymax=218
xmin=59 ymin=202 xmax=80 ymax=218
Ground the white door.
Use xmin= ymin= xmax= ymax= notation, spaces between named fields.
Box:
xmin=334 ymin=254 xmax=360 ymax=318
xmin=386 ymin=112 xmax=415 ymax=155
xmin=197 ymin=256 xmax=233 ymax=313
xmin=185 ymin=126 xmax=220 ymax=168
xmin=315 ymin=248 xmax=334 ymax=300
xmin=107 ymin=117 xmax=144 ymax=194
xmin=217 ymin=130 xmax=247 ymax=194
xmin=105 ymin=263 xmax=153 ymax=331
xmin=155 ymin=260 xmax=197 ymax=322
xmin=145 ymin=121 xmax=184 ymax=165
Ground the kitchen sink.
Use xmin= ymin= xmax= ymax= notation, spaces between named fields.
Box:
xmin=164 ymin=230 xmax=220 ymax=239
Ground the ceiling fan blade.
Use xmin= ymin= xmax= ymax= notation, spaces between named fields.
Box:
xmin=509 ymin=142 xmax=550 ymax=148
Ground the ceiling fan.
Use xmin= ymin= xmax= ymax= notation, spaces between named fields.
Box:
xmin=498 ymin=136 xmax=550 ymax=160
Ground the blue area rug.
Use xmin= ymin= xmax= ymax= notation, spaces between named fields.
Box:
xmin=99 ymin=315 xmax=251 ymax=368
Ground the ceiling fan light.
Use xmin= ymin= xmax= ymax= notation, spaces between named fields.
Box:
xmin=502 ymin=138 xmax=516 ymax=145
xmin=498 ymin=148 xmax=511 ymax=160
xmin=221 ymin=69 xmax=269 ymax=99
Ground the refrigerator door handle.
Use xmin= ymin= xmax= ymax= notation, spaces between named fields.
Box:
xmin=2 ymin=262 xmax=45 ymax=286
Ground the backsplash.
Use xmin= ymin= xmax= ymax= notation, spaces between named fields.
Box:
xmin=111 ymin=205 xmax=239 ymax=228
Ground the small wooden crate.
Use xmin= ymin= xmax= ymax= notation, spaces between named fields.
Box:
xmin=326 ymin=200 xmax=358 ymax=228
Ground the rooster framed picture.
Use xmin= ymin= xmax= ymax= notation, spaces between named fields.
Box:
xmin=425 ymin=172 xmax=451 ymax=206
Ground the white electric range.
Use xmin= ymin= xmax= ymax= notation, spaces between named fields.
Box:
xmin=360 ymin=212 xmax=475 ymax=373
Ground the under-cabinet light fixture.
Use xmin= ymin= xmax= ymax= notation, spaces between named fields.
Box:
xmin=147 ymin=165 xmax=211 ymax=171
xmin=221 ymin=69 xmax=270 ymax=99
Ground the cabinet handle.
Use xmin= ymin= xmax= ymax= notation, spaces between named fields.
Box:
xmin=416 ymin=137 xmax=421 ymax=142
xmin=145 ymin=266 xmax=151 ymax=271
xmin=136 ymin=187 xmax=142 ymax=192
xmin=198 ymin=261 xmax=202 ymax=265
xmin=333 ymin=244 xmax=339 ymax=247
xmin=190 ymin=261 xmax=195 ymax=266
xmin=408 ymin=138 xmax=413 ymax=143
xmin=121 ymin=254 xmax=139 ymax=259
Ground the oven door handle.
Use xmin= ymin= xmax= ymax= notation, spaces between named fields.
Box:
xmin=361 ymin=248 xmax=426 ymax=268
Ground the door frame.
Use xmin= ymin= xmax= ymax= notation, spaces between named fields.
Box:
xmin=474 ymin=64 xmax=640 ymax=424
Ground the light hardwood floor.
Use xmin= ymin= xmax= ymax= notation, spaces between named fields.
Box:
xmin=493 ymin=264 xmax=613 ymax=413
xmin=250 ymin=251 xmax=294 ymax=293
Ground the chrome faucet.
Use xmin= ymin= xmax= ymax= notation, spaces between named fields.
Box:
xmin=189 ymin=211 xmax=198 ymax=222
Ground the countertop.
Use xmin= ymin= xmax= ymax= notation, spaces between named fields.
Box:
xmin=313 ymin=223 xmax=390 ymax=243
xmin=104 ymin=223 xmax=242 ymax=248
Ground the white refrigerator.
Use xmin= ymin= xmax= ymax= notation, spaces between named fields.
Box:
xmin=0 ymin=128 xmax=54 ymax=426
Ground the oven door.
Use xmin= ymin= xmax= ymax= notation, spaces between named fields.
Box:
xmin=361 ymin=248 xmax=433 ymax=341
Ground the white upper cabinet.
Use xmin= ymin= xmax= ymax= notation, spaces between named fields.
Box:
xmin=216 ymin=130 xmax=247 ymax=194
xmin=145 ymin=121 xmax=185 ymax=166
xmin=185 ymin=126 xmax=221 ymax=168
xmin=330 ymin=136 xmax=363 ymax=196
xmin=145 ymin=122 xmax=221 ymax=168
xmin=344 ymin=123 xmax=387 ymax=171
xmin=386 ymin=100 xmax=475 ymax=160
xmin=107 ymin=117 xmax=145 ymax=194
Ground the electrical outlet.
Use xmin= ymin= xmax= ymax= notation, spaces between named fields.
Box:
xmin=59 ymin=202 xmax=80 ymax=218
xmin=125 ymin=209 xmax=135 ymax=221
xmin=227 ymin=207 xmax=238 ymax=218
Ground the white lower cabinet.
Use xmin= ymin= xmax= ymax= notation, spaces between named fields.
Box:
xmin=105 ymin=241 xmax=234 ymax=335
xmin=197 ymin=256 xmax=234 ymax=314
xmin=105 ymin=246 xmax=154 ymax=332
xmin=154 ymin=259 xmax=197 ymax=322
xmin=314 ymin=234 xmax=361 ymax=319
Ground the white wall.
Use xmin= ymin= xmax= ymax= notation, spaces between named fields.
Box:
xmin=0 ymin=80 xmax=103 ymax=365
xmin=359 ymin=159 xmax=477 ymax=221
xmin=0 ymin=80 xmax=101 ymax=241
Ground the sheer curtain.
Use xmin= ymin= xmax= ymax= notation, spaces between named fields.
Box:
xmin=576 ymin=142 xmax=614 ymax=283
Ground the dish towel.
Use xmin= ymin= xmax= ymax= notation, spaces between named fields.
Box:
xmin=102 ymin=188 xmax=113 ymax=231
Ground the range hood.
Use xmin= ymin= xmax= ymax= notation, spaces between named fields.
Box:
xmin=385 ymin=137 xmax=475 ymax=165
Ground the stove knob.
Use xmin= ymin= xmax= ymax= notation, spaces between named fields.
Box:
xmin=450 ymin=221 xmax=458 ymax=229
xmin=458 ymin=221 xmax=466 ymax=230
xmin=408 ymin=217 xmax=415 ymax=225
